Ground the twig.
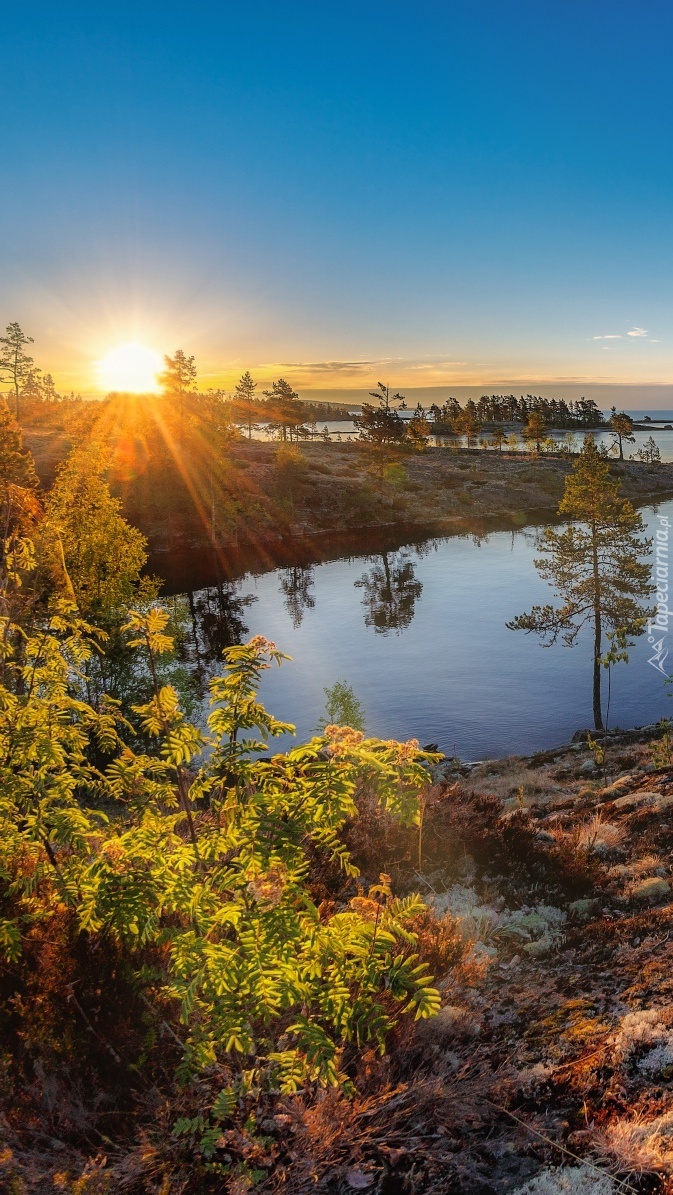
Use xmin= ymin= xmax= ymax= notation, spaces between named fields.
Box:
xmin=483 ymin=1098 xmax=639 ymax=1194
xmin=139 ymin=992 xmax=186 ymax=1050
xmin=553 ymin=1043 xmax=609 ymax=1073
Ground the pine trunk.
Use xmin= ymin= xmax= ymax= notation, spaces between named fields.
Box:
xmin=592 ymin=523 xmax=604 ymax=730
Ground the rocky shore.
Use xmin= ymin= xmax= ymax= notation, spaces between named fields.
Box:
xmin=401 ymin=721 xmax=673 ymax=1191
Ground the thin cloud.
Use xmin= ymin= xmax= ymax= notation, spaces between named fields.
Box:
xmin=591 ymin=334 xmax=622 ymax=340
xmin=261 ymin=359 xmax=396 ymax=374
xmin=627 ymin=326 xmax=648 ymax=337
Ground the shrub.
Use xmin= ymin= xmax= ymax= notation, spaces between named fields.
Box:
xmin=0 ymin=594 xmax=441 ymax=1159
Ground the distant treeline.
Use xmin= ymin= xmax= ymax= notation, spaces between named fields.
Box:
xmin=426 ymin=393 xmax=605 ymax=430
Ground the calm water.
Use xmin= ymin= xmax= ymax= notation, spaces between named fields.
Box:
xmin=175 ymin=501 xmax=673 ymax=761
xmin=265 ymin=415 xmax=673 ymax=462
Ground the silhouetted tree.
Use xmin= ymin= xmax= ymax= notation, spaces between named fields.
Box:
xmin=263 ymin=378 xmax=305 ymax=441
xmin=159 ymin=349 xmax=197 ymax=439
xmin=354 ymin=382 xmax=408 ymax=447
xmin=0 ymin=323 xmax=35 ymax=421
xmin=233 ymin=370 xmax=259 ymax=439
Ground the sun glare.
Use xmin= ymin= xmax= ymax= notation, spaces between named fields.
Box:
xmin=96 ymin=342 xmax=163 ymax=393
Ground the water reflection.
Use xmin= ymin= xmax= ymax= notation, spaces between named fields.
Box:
xmin=279 ymin=565 xmax=316 ymax=628
xmin=185 ymin=582 xmax=258 ymax=663
xmin=161 ymin=504 xmax=673 ymax=759
xmin=355 ymin=549 xmax=424 ymax=634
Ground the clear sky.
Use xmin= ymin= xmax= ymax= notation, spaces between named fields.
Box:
xmin=2 ymin=0 xmax=673 ymax=398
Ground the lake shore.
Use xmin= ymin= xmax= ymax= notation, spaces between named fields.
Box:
xmin=23 ymin=430 xmax=673 ymax=589
xmin=150 ymin=441 xmax=673 ymax=589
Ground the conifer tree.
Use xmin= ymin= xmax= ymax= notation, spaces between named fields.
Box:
xmin=523 ymin=409 xmax=547 ymax=453
xmin=263 ymin=378 xmax=305 ymax=441
xmin=354 ymin=382 xmax=408 ymax=447
xmin=0 ymin=322 xmax=35 ymax=421
xmin=233 ymin=369 xmax=258 ymax=438
xmin=508 ymin=436 xmax=654 ymax=729
xmin=609 ymin=408 xmax=635 ymax=460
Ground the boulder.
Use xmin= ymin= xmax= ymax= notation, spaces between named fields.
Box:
xmin=612 ymin=790 xmax=658 ymax=810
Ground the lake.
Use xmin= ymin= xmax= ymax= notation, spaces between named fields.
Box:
xmin=312 ymin=419 xmax=673 ymax=463
xmin=169 ymin=500 xmax=673 ymax=761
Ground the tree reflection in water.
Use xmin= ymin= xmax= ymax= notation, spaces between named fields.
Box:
xmin=279 ymin=565 xmax=315 ymax=628
xmin=355 ymin=549 xmax=423 ymax=634
xmin=176 ymin=582 xmax=258 ymax=697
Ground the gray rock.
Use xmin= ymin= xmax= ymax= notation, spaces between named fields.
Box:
xmin=612 ymin=790 xmax=658 ymax=810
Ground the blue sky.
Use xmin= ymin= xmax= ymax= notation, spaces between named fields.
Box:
xmin=2 ymin=0 xmax=672 ymax=396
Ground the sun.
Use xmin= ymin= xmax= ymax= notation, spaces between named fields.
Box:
xmin=96 ymin=341 xmax=163 ymax=393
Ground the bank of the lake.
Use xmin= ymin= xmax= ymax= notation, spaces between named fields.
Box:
xmin=23 ymin=426 xmax=673 ymax=583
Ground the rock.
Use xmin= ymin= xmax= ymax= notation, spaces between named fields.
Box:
xmin=432 ymin=1004 xmax=467 ymax=1029
xmin=612 ymin=790 xmax=658 ymax=810
xmin=630 ymin=876 xmax=671 ymax=903
xmin=655 ymin=793 xmax=673 ymax=811
xmin=536 ymin=830 xmax=556 ymax=843
xmin=512 ymin=1165 xmax=615 ymax=1194
xmin=579 ymin=759 xmax=597 ymax=774
xmin=346 ymin=1168 xmax=374 ymax=1189
xmin=599 ymin=775 xmax=635 ymax=796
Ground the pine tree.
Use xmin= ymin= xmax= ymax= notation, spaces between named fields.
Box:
xmin=263 ymin=378 xmax=305 ymax=441
xmin=508 ymin=436 xmax=654 ymax=729
xmin=453 ymin=405 xmax=482 ymax=447
xmin=159 ymin=349 xmax=197 ymax=438
xmin=0 ymin=323 xmax=35 ymax=421
xmin=637 ymin=435 xmax=661 ymax=465
xmin=609 ymin=408 xmax=635 ymax=460
xmin=233 ymin=370 xmax=258 ymax=438
xmin=524 ymin=410 xmax=547 ymax=453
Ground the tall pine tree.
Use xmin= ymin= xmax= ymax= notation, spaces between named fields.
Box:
xmin=508 ymin=436 xmax=654 ymax=729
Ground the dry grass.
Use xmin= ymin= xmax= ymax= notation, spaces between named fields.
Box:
xmin=573 ymin=815 xmax=628 ymax=855
xmin=593 ymin=1110 xmax=673 ymax=1177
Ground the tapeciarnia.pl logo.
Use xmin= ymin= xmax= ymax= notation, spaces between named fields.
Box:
xmin=647 ymin=514 xmax=671 ymax=676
